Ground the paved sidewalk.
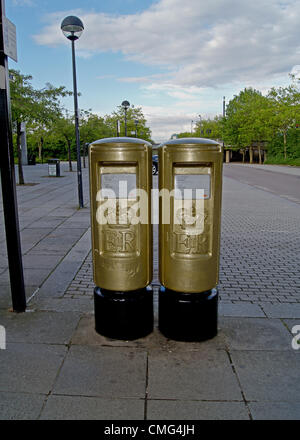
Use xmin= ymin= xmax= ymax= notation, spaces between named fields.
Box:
xmin=0 ymin=162 xmax=299 ymax=420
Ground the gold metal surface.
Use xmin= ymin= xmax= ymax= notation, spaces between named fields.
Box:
xmin=159 ymin=138 xmax=223 ymax=293
xmin=89 ymin=138 xmax=152 ymax=291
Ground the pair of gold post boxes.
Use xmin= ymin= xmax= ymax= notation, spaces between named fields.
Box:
xmin=89 ymin=137 xmax=223 ymax=341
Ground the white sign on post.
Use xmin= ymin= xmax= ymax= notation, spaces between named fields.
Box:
xmin=3 ymin=16 xmax=17 ymax=62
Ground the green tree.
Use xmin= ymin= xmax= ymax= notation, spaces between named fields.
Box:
xmin=80 ymin=110 xmax=113 ymax=144
xmin=223 ymin=88 xmax=272 ymax=163
xmin=48 ymin=114 xmax=75 ymax=171
xmin=194 ymin=116 xmax=223 ymax=141
xmin=9 ymin=69 xmax=72 ymax=184
xmin=105 ymin=105 xmax=152 ymax=141
xmin=177 ymin=132 xmax=193 ymax=138
xmin=267 ymin=85 xmax=300 ymax=159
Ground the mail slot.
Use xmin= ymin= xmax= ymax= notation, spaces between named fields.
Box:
xmin=158 ymin=138 xmax=223 ymax=341
xmin=89 ymin=137 xmax=153 ymax=340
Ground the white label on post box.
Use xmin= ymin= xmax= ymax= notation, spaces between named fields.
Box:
xmin=101 ymin=173 xmax=137 ymax=199
xmin=174 ymin=174 xmax=210 ymax=199
xmin=173 ymin=167 xmax=211 ymax=236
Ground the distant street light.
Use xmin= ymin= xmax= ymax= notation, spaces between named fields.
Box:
xmin=134 ymin=119 xmax=138 ymax=137
xmin=61 ymin=15 xmax=84 ymax=208
xmin=122 ymin=100 xmax=130 ymax=136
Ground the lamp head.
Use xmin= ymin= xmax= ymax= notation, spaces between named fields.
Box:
xmin=122 ymin=100 xmax=130 ymax=110
xmin=61 ymin=16 xmax=84 ymax=41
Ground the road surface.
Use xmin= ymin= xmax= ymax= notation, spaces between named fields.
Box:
xmin=223 ymin=163 xmax=300 ymax=204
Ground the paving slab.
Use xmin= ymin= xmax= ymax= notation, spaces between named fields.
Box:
xmin=282 ymin=318 xmax=300 ymax=333
xmin=28 ymin=217 xmax=67 ymax=229
xmin=21 ymin=254 xmax=63 ymax=270
xmin=0 ymin=268 xmax=53 ymax=287
xmin=248 ymin=401 xmax=300 ymax=420
xmin=59 ymin=214 xmax=91 ymax=229
xmin=53 ymin=345 xmax=147 ymax=398
xmin=36 ymin=266 xmax=85 ymax=298
xmin=148 ymin=348 xmax=242 ymax=401
xmin=219 ymin=302 xmax=265 ymax=317
xmin=20 ymin=227 xmax=53 ymax=246
xmin=0 ymin=284 xmax=39 ymax=309
xmin=0 ymin=343 xmax=67 ymax=394
xmin=260 ymin=303 xmax=300 ymax=318
xmin=147 ymin=400 xmax=250 ymax=420
xmin=48 ymin=208 xmax=81 ymax=217
xmin=40 ymin=395 xmax=144 ymax=420
xmin=0 ymin=310 xmax=81 ymax=344
xmin=0 ymin=254 xmax=8 ymax=269
xmin=71 ymin=315 xmax=227 ymax=350
xmin=230 ymin=350 xmax=300 ymax=402
xmin=0 ymin=392 xmax=46 ymax=420
xmin=282 ymin=319 xmax=300 ymax=351
xmin=30 ymin=297 xmax=94 ymax=313
xmin=28 ymin=228 xmax=87 ymax=255
xmin=37 ymin=229 xmax=91 ymax=299
xmin=222 ymin=317 xmax=292 ymax=351
xmin=0 ymin=244 xmax=7 ymax=256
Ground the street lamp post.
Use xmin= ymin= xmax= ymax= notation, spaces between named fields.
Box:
xmin=134 ymin=119 xmax=138 ymax=137
xmin=223 ymin=96 xmax=226 ymax=149
xmin=198 ymin=114 xmax=202 ymax=134
xmin=122 ymin=100 xmax=130 ymax=136
xmin=61 ymin=16 xmax=84 ymax=208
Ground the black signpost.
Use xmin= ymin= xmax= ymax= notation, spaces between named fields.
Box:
xmin=0 ymin=0 xmax=26 ymax=312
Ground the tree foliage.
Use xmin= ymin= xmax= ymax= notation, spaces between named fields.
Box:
xmin=178 ymin=85 xmax=300 ymax=164
xmin=104 ymin=105 xmax=152 ymax=141
xmin=9 ymin=69 xmax=153 ymax=181
xmin=267 ymin=85 xmax=300 ymax=159
xmin=10 ymin=69 xmax=72 ymax=183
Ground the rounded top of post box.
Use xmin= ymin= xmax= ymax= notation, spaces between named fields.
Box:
xmin=160 ymin=137 xmax=220 ymax=148
xmin=91 ymin=137 xmax=152 ymax=147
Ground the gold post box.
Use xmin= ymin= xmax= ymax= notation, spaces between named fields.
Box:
xmin=89 ymin=137 xmax=153 ymax=340
xmin=158 ymin=138 xmax=223 ymax=341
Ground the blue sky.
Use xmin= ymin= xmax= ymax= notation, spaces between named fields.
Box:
xmin=6 ymin=0 xmax=300 ymax=142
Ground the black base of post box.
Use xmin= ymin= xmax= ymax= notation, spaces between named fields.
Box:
xmin=94 ymin=286 xmax=153 ymax=340
xmin=159 ymin=287 xmax=218 ymax=342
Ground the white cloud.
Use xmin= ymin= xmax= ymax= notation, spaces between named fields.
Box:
xmin=140 ymin=105 xmax=206 ymax=143
xmin=12 ymin=0 xmax=34 ymax=5
xmin=33 ymin=0 xmax=300 ymax=140
xmin=33 ymin=0 xmax=300 ymax=88
xmin=290 ymin=65 xmax=300 ymax=80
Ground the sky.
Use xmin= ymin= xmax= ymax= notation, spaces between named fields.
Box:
xmin=5 ymin=0 xmax=300 ymax=143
